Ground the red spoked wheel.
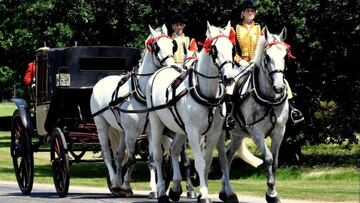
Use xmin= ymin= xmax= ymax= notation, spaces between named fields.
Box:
xmin=10 ymin=110 xmax=34 ymax=195
xmin=50 ymin=127 xmax=70 ymax=197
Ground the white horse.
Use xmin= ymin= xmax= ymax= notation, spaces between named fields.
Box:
xmin=90 ymin=24 xmax=177 ymax=197
xmin=146 ymin=21 xmax=237 ymax=203
xmin=219 ymin=26 xmax=290 ymax=203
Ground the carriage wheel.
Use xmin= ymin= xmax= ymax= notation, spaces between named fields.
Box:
xmin=50 ymin=128 xmax=70 ymax=197
xmin=10 ymin=110 xmax=34 ymax=195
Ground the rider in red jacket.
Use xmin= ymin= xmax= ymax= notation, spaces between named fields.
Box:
xmin=23 ymin=61 xmax=36 ymax=86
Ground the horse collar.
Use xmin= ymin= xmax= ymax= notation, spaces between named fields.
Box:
xmin=131 ymin=73 xmax=147 ymax=105
xmin=252 ymin=66 xmax=287 ymax=106
xmin=189 ymin=67 xmax=225 ymax=107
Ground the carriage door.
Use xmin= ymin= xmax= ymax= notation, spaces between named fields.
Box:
xmin=35 ymin=51 xmax=50 ymax=136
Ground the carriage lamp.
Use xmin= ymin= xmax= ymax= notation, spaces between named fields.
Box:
xmin=56 ymin=66 xmax=71 ymax=87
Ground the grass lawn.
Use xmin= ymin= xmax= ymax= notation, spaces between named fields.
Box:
xmin=0 ymin=102 xmax=16 ymax=117
xmin=0 ymin=130 xmax=359 ymax=202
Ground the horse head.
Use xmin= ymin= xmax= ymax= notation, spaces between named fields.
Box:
xmin=146 ymin=24 xmax=177 ymax=67
xmin=256 ymin=26 xmax=291 ymax=94
xmin=204 ymin=21 xmax=236 ymax=85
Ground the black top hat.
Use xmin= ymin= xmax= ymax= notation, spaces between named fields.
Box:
xmin=171 ymin=13 xmax=186 ymax=24
xmin=241 ymin=0 xmax=256 ymax=11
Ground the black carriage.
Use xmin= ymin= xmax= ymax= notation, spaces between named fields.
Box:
xmin=10 ymin=46 xmax=141 ymax=197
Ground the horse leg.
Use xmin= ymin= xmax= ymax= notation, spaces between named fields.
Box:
xmin=111 ymin=130 xmax=126 ymax=195
xmin=266 ymin=126 xmax=286 ymax=203
xmin=121 ymin=161 xmax=135 ymax=197
xmin=251 ymin=131 xmax=279 ymax=203
xmin=226 ymin=128 xmax=242 ymax=167
xmin=148 ymin=114 xmax=168 ymax=202
xmin=187 ymin=128 xmax=210 ymax=203
xmin=162 ymin=136 xmax=171 ymax=156
xmin=119 ymin=129 xmax=139 ymax=197
xmin=186 ymin=129 xmax=211 ymax=201
xmin=180 ymin=142 xmax=197 ymax=199
xmin=146 ymin=130 xmax=158 ymax=199
xmin=217 ymin=130 xmax=238 ymax=203
xmin=168 ymin=134 xmax=186 ymax=201
xmin=161 ymin=136 xmax=172 ymax=192
xmin=94 ymin=116 xmax=116 ymax=188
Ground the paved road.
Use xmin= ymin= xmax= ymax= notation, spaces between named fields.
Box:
xmin=0 ymin=181 xmax=353 ymax=203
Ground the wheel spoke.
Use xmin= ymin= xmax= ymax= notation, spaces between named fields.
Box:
xmin=19 ymin=159 xmax=25 ymax=186
xmin=55 ymin=138 xmax=61 ymax=157
xmin=24 ymin=158 xmax=29 ymax=185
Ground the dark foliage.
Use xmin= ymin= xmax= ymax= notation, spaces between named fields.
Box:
xmin=0 ymin=0 xmax=358 ymax=146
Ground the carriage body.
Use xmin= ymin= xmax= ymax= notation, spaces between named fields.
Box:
xmin=10 ymin=46 xmax=141 ymax=196
xmin=35 ymin=46 xmax=140 ymax=135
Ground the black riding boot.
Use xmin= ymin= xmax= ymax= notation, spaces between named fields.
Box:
xmin=289 ymin=99 xmax=304 ymax=125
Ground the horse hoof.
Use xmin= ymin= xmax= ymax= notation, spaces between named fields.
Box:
xmin=266 ymin=194 xmax=281 ymax=203
xmin=110 ymin=187 xmax=122 ymax=197
xmin=187 ymin=190 xmax=197 ymax=199
xmin=149 ymin=191 xmax=158 ymax=199
xmin=169 ymin=187 xmax=182 ymax=201
xmin=218 ymin=190 xmax=227 ymax=202
xmin=120 ymin=188 xmax=133 ymax=198
xmin=197 ymin=194 xmax=212 ymax=203
xmin=227 ymin=193 xmax=239 ymax=203
xmin=158 ymin=195 xmax=170 ymax=203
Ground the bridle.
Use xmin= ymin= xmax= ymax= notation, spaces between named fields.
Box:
xmin=199 ymin=34 xmax=235 ymax=78
xmin=262 ymin=41 xmax=295 ymax=84
xmin=146 ymin=34 xmax=176 ymax=67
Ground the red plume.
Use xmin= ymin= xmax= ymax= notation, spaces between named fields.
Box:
xmin=188 ymin=38 xmax=198 ymax=52
xmin=229 ymin=27 xmax=236 ymax=45
xmin=146 ymin=38 xmax=154 ymax=52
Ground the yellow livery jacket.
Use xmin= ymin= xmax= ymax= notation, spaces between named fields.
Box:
xmin=171 ymin=33 xmax=190 ymax=64
xmin=234 ymin=21 xmax=261 ymax=63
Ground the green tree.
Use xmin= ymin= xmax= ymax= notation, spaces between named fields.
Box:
xmin=0 ymin=0 xmax=358 ymax=149
xmin=0 ymin=66 xmax=15 ymax=100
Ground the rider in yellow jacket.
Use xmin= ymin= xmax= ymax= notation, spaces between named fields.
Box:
xmin=234 ymin=19 xmax=261 ymax=65
xmin=170 ymin=14 xmax=190 ymax=65
xmin=234 ymin=0 xmax=304 ymax=124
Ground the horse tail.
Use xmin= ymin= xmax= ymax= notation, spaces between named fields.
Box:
xmin=236 ymin=139 xmax=263 ymax=168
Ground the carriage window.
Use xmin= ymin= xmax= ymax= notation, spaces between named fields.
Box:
xmin=79 ymin=57 xmax=126 ymax=71
xmin=36 ymin=53 xmax=49 ymax=103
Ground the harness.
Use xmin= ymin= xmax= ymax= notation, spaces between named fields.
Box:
xmin=231 ymin=39 xmax=294 ymax=133
xmin=92 ymin=34 xmax=232 ymax=136
xmin=91 ymin=34 xmax=177 ymax=132
xmin=232 ymin=65 xmax=287 ymax=134
xmin=150 ymin=34 xmax=233 ymax=135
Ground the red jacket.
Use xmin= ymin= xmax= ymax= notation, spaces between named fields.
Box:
xmin=23 ymin=61 xmax=36 ymax=86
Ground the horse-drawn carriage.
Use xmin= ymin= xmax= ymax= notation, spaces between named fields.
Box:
xmin=10 ymin=45 xmax=141 ymax=197
xmin=10 ymin=23 xmax=293 ymax=203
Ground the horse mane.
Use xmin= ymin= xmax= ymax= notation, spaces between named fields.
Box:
xmin=253 ymin=35 xmax=266 ymax=67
